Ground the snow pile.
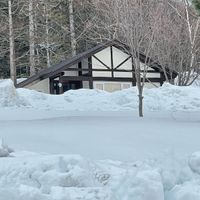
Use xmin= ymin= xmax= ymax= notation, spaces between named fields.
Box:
xmin=16 ymin=83 xmax=200 ymax=112
xmin=1 ymin=79 xmax=200 ymax=111
xmin=0 ymin=79 xmax=28 ymax=107
xmin=0 ymin=153 xmax=164 ymax=200
xmin=0 ymin=154 xmax=113 ymax=200
xmin=0 ymin=138 xmax=14 ymax=157
xmin=143 ymin=83 xmax=200 ymax=111
xmin=1 ymin=151 xmax=200 ymax=200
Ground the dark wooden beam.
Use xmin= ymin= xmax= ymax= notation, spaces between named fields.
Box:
xmin=88 ymin=57 xmax=93 ymax=89
xmin=64 ymin=68 xmax=134 ymax=72
xmin=111 ymin=46 xmax=114 ymax=77
xmin=131 ymin=57 xmax=136 ymax=86
xmin=78 ymin=62 xmax=82 ymax=76
xmin=59 ymin=76 xmax=161 ymax=83
xmin=49 ymin=78 xmax=54 ymax=94
xmin=62 ymin=68 xmax=159 ymax=73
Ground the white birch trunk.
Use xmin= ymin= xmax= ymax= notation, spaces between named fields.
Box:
xmin=29 ymin=0 xmax=35 ymax=76
xmin=69 ymin=0 xmax=76 ymax=56
xmin=44 ymin=3 xmax=51 ymax=68
xmin=8 ymin=0 xmax=16 ymax=86
xmin=183 ymin=0 xmax=199 ymax=85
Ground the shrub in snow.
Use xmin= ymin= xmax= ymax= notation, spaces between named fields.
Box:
xmin=0 ymin=138 xmax=14 ymax=157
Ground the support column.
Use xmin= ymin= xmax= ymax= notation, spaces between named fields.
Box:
xmin=88 ymin=56 xmax=93 ymax=89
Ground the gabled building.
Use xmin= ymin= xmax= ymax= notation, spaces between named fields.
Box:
xmin=17 ymin=40 xmax=177 ymax=94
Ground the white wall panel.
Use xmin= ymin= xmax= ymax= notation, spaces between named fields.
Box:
xmin=92 ymin=47 xmax=111 ymax=69
xmin=83 ymin=81 xmax=89 ymax=89
xmin=112 ymin=46 xmax=132 ymax=70
xmin=93 ymin=71 xmax=112 ymax=77
xmin=114 ymin=72 xmax=132 ymax=78
xmin=145 ymin=73 xmax=160 ymax=78
xmin=144 ymin=82 xmax=160 ymax=88
xmin=26 ymin=78 xmax=50 ymax=94
xmin=64 ymin=64 xmax=78 ymax=76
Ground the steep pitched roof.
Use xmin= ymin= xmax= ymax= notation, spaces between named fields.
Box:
xmin=17 ymin=40 xmax=177 ymax=88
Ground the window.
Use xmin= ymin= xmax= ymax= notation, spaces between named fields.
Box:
xmin=94 ymin=82 xmax=132 ymax=92
xmin=104 ymin=83 xmax=122 ymax=92
xmin=95 ymin=83 xmax=104 ymax=90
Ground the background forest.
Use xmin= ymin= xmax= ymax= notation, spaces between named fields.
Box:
xmin=0 ymin=0 xmax=200 ymax=86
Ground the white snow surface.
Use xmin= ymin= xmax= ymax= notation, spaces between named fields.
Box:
xmin=0 ymin=79 xmax=200 ymax=199
xmin=0 ymin=79 xmax=200 ymax=111
xmin=0 ymin=151 xmax=200 ymax=200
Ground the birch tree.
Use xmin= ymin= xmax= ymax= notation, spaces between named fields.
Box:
xmin=29 ymin=0 xmax=35 ymax=76
xmin=8 ymin=0 xmax=16 ymax=85
xmin=165 ymin=0 xmax=200 ymax=85
xmin=68 ymin=0 xmax=76 ymax=56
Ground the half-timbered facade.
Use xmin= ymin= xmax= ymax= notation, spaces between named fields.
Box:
xmin=17 ymin=40 xmax=177 ymax=94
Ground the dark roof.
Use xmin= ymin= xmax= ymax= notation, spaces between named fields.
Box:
xmin=17 ymin=40 xmax=177 ymax=88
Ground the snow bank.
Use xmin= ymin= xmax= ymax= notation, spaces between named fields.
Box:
xmin=1 ymin=151 xmax=200 ymax=200
xmin=1 ymin=79 xmax=200 ymax=112
xmin=0 ymin=154 xmax=113 ymax=200
xmin=143 ymin=83 xmax=200 ymax=111
xmin=16 ymin=83 xmax=200 ymax=112
xmin=0 ymin=79 xmax=28 ymax=107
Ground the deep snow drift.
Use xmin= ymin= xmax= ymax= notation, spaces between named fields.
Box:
xmin=1 ymin=79 xmax=200 ymax=200
xmin=1 ymin=79 xmax=200 ymax=112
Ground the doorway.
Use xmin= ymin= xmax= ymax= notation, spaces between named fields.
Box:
xmin=62 ymin=81 xmax=83 ymax=92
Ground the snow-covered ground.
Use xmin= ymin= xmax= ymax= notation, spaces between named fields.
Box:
xmin=1 ymin=79 xmax=200 ymax=200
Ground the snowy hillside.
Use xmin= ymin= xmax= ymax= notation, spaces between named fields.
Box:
xmin=1 ymin=79 xmax=200 ymax=200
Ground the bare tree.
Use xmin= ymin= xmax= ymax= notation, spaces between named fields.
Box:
xmin=154 ymin=0 xmax=200 ymax=85
xmin=91 ymin=0 xmax=160 ymax=117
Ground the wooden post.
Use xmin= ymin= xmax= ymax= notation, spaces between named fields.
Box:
xmin=88 ymin=57 xmax=93 ymax=89
xmin=110 ymin=46 xmax=114 ymax=78
xmin=131 ymin=57 xmax=136 ymax=86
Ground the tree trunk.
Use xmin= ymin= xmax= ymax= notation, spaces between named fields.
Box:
xmin=138 ymin=86 xmax=144 ymax=117
xmin=8 ymin=0 xmax=16 ymax=86
xmin=29 ymin=0 xmax=35 ymax=76
xmin=43 ymin=2 xmax=51 ymax=68
xmin=69 ymin=0 xmax=76 ymax=56
xmin=135 ymin=60 xmax=144 ymax=117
